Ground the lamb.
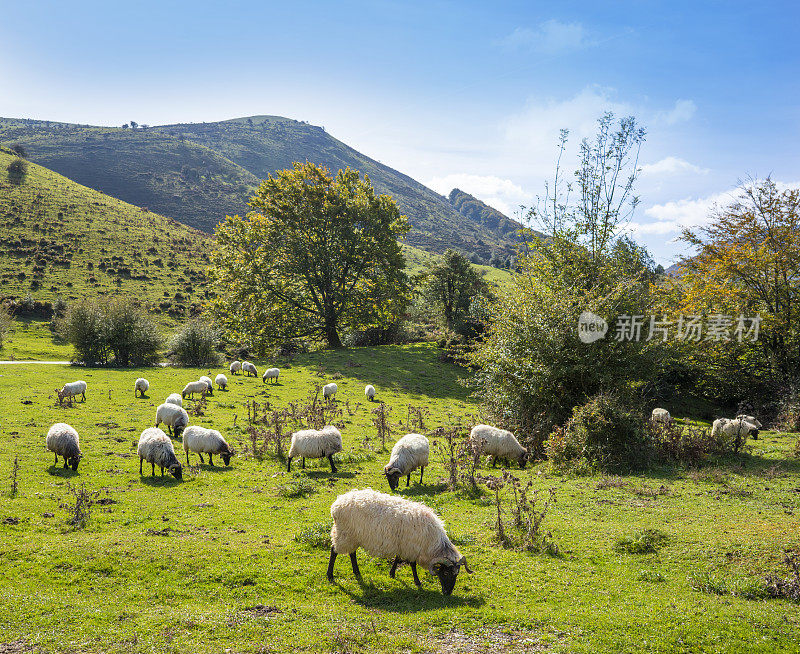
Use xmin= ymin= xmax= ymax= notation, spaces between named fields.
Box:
xmin=134 ymin=378 xmax=150 ymax=398
xmin=323 ymin=382 xmax=338 ymax=401
xmin=651 ymin=408 xmax=671 ymax=424
xmin=56 ymin=380 xmax=87 ymax=404
xmin=327 ymin=488 xmax=473 ymax=595
xmin=230 ymin=360 xmax=242 ymax=375
xmin=155 ymin=403 xmax=189 ymax=438
xmin=215 ymin=374 xmax=228 ymax=391
xmin=199 ymin=376 xmax=214 ymax=395
xmin=165 ymin=393 xmax=183 ymax=407
xmin=287 ymin=426 xmax=342 ymax=473
xmin=262 ymin=368 xmax=280 ymax=384
xmin=469 ymin=424 xmax=528 ymax=468
xmin=181 ymin=380 xmax=208 ymax=399
xmin=242 ymin=361 xmax=258 ymax=377
xmin=365 ymin=385 xmax=376 ymax=402
xmin=384 ymin=433 xmax=429 ymax=491
xmin=182 ymin=426 xmax=233 ymax=466
xmin=137 ymin=427 xmax=183 ymax=479
xmin=45 ymin=423 xmax=83 ymax=471
xmin=711 ymin=417 xmax=760 ymax=449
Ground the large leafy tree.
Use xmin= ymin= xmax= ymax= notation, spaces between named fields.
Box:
xmin=420 ymin=249 xmax=488 ymax=329
xmin=209 ymin=162 xmax=410 ymax=349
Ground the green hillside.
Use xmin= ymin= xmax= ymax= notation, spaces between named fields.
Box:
xmin=0 ymin=116 xmax=521 ymax=262
xmin=0 ymin=145 xmax=212 ymax=319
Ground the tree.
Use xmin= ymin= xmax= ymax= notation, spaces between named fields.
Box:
xmin=210 ymin=162 xmax=410 ymax=349
xmin=130 ymin=121 xmax=138 ymax=129
xmin=10 ymin=144 xmax=27 ymax=158
xmin=421 ymin=249 xmax=488 ymax=330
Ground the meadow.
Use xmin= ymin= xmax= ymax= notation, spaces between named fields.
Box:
xmin=1 ymin=330 xmax=800 ymax=653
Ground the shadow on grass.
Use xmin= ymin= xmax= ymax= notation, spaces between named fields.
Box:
xmin=47 ymin=466 xmax=79 ymax=478
xmin=139 ymin=475 xmax=183 ymax=487
xmin=193 ymin=464 xmax=235 ymax=473
xmin=336 ymin=579 xmax=484 ymax=612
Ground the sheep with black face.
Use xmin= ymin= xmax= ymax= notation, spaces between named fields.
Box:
xmin=46 ymin=423 xmax=83 ymax=471
xmin=384 ymin=433 xmax=429 ymax=491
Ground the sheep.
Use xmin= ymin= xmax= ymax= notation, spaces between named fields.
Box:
xmin=323 ymin=382 xmax=338 ymax=401
xmin=45 ymin=423 xmax=83 ymax=471
xmin=287 ymin=426 xmax=342 ymax=473
xmin=155 ymin=403 xmax=189 ymax=438
xmin=365 ymin=385 xmax=376 ymax=402
xmin=384 ymin=433 xmax=429 ymax=491
xmin=327 ymin=488 xmax=473 ymax=595
xmin=651 ymin=408 xmax=671 ymax=425
xmin=262 ymin=367 xmax=280 ymax=384
xmin=165 ymin=393 xmax=183 ymax=407
xmin=737 ymin=414 xmax=763 ymax=430
xmin=242 ymin=361 xmax=258 ymax=377
xmin=134 ymin=378 xmax=150 ymax=398
xmin=215 ymin=374 xmax=228 ymax=391
xmin=199 ymin=376 xmax=214 ymax=395
xmin=469 ymin=424 xmax=528 ymax=469
xmin=711 ymin=417 xmax=760 ymax=450
xmin=56 ymin=380 xmax=87 ymax=404
xmin=182 ymin=380 xmax=208 ymax=400
xmin=182 ymin=426 xmax=233 ymax=466
xmin=137 ymin=427 xmax=182 ymax=479
xmin=230 ymin=360 xmax=242 ymax=375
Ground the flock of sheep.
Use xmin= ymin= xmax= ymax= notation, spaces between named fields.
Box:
xmin=46 ymin=363 xmax=530 ymax=595
xmin=651 ymin=407 xmax=763 ymax=449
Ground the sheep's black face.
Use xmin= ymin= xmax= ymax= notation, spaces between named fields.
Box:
xmin=433 ymin=563 xmax=459 ymax=596
xmin=519 ymin=454 xmax=528 ymax=469
xmin=222 ymin=452 xmax=232 ymax=466
xmin=751 ymin=429 xmax=759 ymax=440
xmin=385 ymin=470 xmax=401 ymax=491
xmin=170 ymin=464 xmax=183 ymax=480
xmin=174 ymin=425 xmax=185 ymax=438
xmin=69 ymin=457 xmax=80 ymax=471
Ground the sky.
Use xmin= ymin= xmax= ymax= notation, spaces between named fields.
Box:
xmin=1 ymin=0 xmax=798 ymax=265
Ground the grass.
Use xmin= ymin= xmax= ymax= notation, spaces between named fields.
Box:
xmin=2 ymin=339 xmax=800 ymax=652
xmin=0 ymin=318 xmax=72 ymax=360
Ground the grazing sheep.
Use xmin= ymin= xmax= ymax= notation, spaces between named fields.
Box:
xmin=242 ymin=361 xmax=258 ymax=377
xmin=262 ymin=367 xmax=280 ymax=384
xmin=165 ymin=393 xmax=183 ymax=407
xmin=711 ymin=417 xmax=760 ymax=449
xmin=323 ymin=382 xmax=338 ymax=401
xmin=134 ymin=378 xmax=150 ymax=398
xmin=365 ymin=385 xmax=376 ymax=402
xmin=469 ymin=424 xmax=528 ymax=469
xmin=56 ymin=380 xmax=87 ymax=404
xmin=327 ymin=488 xmax=473 ymax=595
xmin=737 ymin=414 xmax=763 ymax=430
xmin=651 ymin=408 xmax=671 ymax=424
xmin=45 ymin=423 xmax=83 ymax=471
xmin=199 ymin=376 xmax=214 ymax=395
xmin=384 ymin=433 xmax=429 ymax=491
xmin=182 ymin=380 xmax=208 ymax=400
xmin=215 ymin=374 xmax=228 ymax=390
xmin=182 ymin=426 xmax=233 ymax=466
xmin=287 ymin=426 xmax=342 ymax=473
xmin=230 ymin=360 xmax=242 ymax=375
xmin=137 ymin=428 xmax=182 ymax=479
xmin=155 ymin=403 xmax=189 ymax=438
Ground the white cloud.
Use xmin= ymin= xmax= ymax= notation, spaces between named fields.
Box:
xmin=629 ymin=189 xmax=737 ymax=235
xmin=654 ymin=99 xmax=697 ymax=126
xmin=640 ymin=156 xmax=709 ymax=177
xmin=426 ymin=173 xmax=533 ymax=218
xmin=498 ymin=20 xmax=590 ymax=55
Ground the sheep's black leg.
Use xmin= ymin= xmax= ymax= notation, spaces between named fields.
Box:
xmin=208 ymin=453 xmax=214 ymax=466
xmin=139 ymin=457 xmax=143 ymax=475
xmin=327 ymin=547 xmax=337 ymax=581
xmin=328 ymin=454 xmax=338 ymax=474
xmin=54 ymin=453 xmax=58 ymax=466
xmin=287 ymin=457 xmax=292 ymax=472
xmin=492 ymin=457 xmax=497 ymax=468
xmin=186 ymin=451 xmax=190 ymax=465
xmin=63 ymin=460 xmax=68 ymax=469
xmin=406 ymin=474 xmax=411 ymax=487
xmin=410 ymin=562 xmax=421 ymax=587
xmin=161 ymin=466 xmax=165 ymax=477
xmin=420 ymin=467 xmax=424 ymax=484
xmin=350 ymin=552 xmax=361 ymax=578
xmin=389 ymin=556 xmax=401 ymax=578
xmin=151 ymin=462 xmax=155 ymax=476
xmin=301 ymin=457 xmax=305 ymax=469
xmin=199 ymin=453 xmax=205 ymax=464
xmin=81 ymin=392 xmax=85 ymax=402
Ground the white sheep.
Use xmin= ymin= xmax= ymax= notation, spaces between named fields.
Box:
xmin=287 ymin=426 xmax=342 ymax=473
xmin=182 ymin=380 xmax=208 ymax=399
xmin=262 ymin=368 xmax=280 ymax=384
xmin=46 ymin=422 xmax=83 ymax=471
xmin=165 ymin=393 xmax=183 ymax=407
xmin=711 ymin=417 xmax=760 ymax=450
xmin=56 ymin=380 xmax=87 ymax=404
xmin=323 ymin=382 xmax=338 ymax=401
xmin=651 ymin=408 xmax=671 ymax=425
xmin=182 ymin=426 xmax=233 ymax=466
xmin=199 ymin=376 xmax=214 ymax=395
xmin=384 ymin=433 xmax=429 ymax=491
xmin=365 ymin=385 xmax=376 ymax=402
xmin=242 ymin=361 xmax=258 ymax=377
xmin=137 ymin=427 xmax=182 ymax=479
xmin=155 ymin=403 xmax=189 ymax=438
xmin=327 ymin=488 xmax=473 ymax=595
xmin=737 ymin=414 xmax=763 ymax=430
xmin=230 ymin=360 xmax=242 ymax=375
xmin=469 ymin=424 xmax=528 ymax=468
xmin=134 ymin=378 xmax=150 ymax=398
xmin=215 ymin=374 xmax=228 ymax=390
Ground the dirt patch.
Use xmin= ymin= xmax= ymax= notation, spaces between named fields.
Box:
xmin=2 ymin=517 xmax=20 ymax=525
xmin=432 ymin=628 xmax=550 ymax=653
xmin=0 ymin=641 xmax=32 ymax=654
xmin=243 ymin=604 xmax=281 ymax=617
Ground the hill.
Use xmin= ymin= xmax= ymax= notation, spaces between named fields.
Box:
xmin=0 ymin=145 xmax=212 ymax=320
xmin=0 ymin=116 xmax=522 ymax=263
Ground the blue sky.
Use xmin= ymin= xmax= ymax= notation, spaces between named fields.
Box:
xmin=2 ymin=0 xmax=798 ymax=264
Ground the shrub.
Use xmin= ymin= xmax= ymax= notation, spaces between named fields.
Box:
xmin=7 ymin=157 xmax=28 ymax=185
xmin=62 ymin=300 xmax=109 ymax=365
xmin=168 ymin=320 xmax=222 ymax=366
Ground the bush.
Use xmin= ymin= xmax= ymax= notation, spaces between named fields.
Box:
xmin=63 ymin=300 xmax=109 ymax=365
xmin=168 ymin=320 xmax=222 ymax=366
xmin=7 ymin=157 xmax=28 ymax=185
